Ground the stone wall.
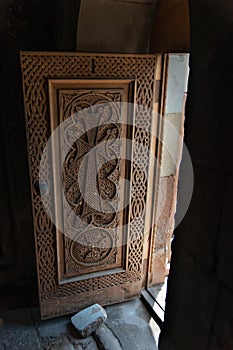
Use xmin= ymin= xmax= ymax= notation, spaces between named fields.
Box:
xmin=0 ymin=0 xmax=80 ymax=307
xmin=150 ymin=54 xmax=189 ymax=285
xmin=159 ymin=0 xmax=233 ymax=349
xmin=77 ymin=0 xmax=159 ymax=53
xmin=150 ymin=0 xmax=190 ymax=53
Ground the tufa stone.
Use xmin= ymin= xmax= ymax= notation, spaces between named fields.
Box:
xmin=94 ymin=323 xmax=122 ymax=350
xmin=71 ymin=304 xmax=107 ymax=338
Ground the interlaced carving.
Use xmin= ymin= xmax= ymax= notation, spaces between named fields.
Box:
xmin=60 ymin=90 xmax=122 ymax=275
xmin=20 ymin=52 xmax=160 ymax=318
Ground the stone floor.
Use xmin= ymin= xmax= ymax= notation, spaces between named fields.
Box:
xmin=0 ymin=298 xmax=160 ymax=350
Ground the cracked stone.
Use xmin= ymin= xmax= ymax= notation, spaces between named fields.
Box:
xmin=94 ymin=323 xmax=122 ymax=350
xmin=71 ymin=304 xmax=107 ymax=338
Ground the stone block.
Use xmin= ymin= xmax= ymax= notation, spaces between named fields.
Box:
xmin=151 ymin=175 xmax=178 ymax=284
xmin=71 ymin=304 xmax=107 ymax=338
xmin=151 ymin=248 xmax=167 ymax=284
xmin=160 ymin=113 xmax=183 ymax=177
xmin=94 ymin=323 xmax=122 ymax=350
xmin=156 ymin=175 xmax=177 ymax=237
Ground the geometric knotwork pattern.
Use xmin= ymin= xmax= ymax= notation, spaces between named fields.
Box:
xmin=20 ymin=52 xmax=160 ymax=317
xmin=60 ymin=90 xmax=123 ymax=275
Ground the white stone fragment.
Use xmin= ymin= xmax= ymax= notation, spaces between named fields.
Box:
xmin=71 ymin=304 xmax=107 ymax=338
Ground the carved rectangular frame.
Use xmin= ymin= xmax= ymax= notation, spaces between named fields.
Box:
xmin=20 ymin=52 xmax=162 ymax=319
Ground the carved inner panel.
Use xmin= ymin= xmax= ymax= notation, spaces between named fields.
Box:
xmin=48 ymin=80 xmax=135 ymax=281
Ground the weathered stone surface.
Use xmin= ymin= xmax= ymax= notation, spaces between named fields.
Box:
xmin=156 ymin=176 xmax=178 ymax=237
xmin=151 ymin=247 xmax=167 ymax=285
xmin=85 ymin=343 xmax=98 ymax=350
xmin=152 ymin=175 xmax=178 ymax=284
xmin=71 ymin=304 xmax=107 ymax=338
xmin=105 ymin=299 xmax=159 ymax=350
xmin=31 ymin=308 xmax=69 ymax=339
xmin=94 ymin=323 xmax=122 ymax=350
xmin=50 ymin=337 xmax=75 ymax=350
xmin=69 ymin=335 xmax=98 ymax=350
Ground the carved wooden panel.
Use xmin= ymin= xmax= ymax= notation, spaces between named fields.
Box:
xmin=20 ymin=52 xmax=162 ymax=319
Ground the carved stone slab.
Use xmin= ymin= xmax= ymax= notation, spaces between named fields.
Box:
xmin=20 ymin=52 xmax=162 ymax=319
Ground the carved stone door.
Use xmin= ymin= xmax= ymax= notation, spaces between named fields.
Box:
xmin=20 ymin=52 xmax=162 ymax=319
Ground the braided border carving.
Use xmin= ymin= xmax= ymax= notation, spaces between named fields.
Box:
xmin=20 ymin=52 xmax=160 ymax=317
